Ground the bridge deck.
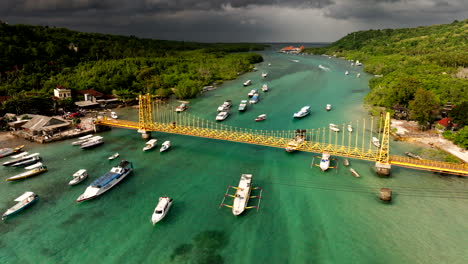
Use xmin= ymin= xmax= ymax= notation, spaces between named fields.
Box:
xmin=96 ymin=119 xmax=468 ymax=176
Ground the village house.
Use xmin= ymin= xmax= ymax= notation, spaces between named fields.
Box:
xmin=53 ymin=86 xmax=72 ymax=100
xmin=436 ymin=117 xmax=457 ymax=131
xmin=21 ymin=115 xmax=71 ymax=136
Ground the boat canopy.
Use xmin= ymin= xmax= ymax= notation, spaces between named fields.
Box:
xmin=14 ymin=192 xmax=35 ymax=201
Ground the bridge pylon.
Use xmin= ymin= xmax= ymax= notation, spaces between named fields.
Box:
xmin=375 ymin=112 xmax=391 ymax=176
xmin=138 ymin=93 xmax=153 ymax=139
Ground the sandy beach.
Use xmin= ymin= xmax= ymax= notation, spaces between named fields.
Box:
xmin=0 ymin=131 xmax=34 ymax=149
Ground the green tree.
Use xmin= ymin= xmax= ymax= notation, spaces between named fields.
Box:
xmin=453 ymin=126 xmax=468 ymax=149
xmin=409 ymin=88 xmax=439 ymax=130
xmin=449 ymin=102 xmax=468 ymax=128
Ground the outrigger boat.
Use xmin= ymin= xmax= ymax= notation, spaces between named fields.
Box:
xmin=372 ymin=137 xmax=381 ymax=148
xmin=69 ymin=169 xmax=88 ymax=185
xmin=151 ymin=196 xmax=173 ymax=225
xmin=312 ymin=153 xmax=338 ymax=172
xmin=219 ymin=174 xmax=263 ymax=216
xmin=0 ymin=145 xmax=24 ymax=158
xmin=76 ymin=160 xmax=133 ymax=202
xmin=6 ymin=165 xmax=48 ymax=181
xmin=160 ymin=141 xmax=171 ymax=152
xmin=108 ymin=153 xmax=119 ymax=160
xmin=255 ymin=114 xmax=267 ymax=122
xmin=2 ymin=192 xmax=38 ymax=220
xmin=3 ymin=153 xmax=40 ymax=166
xmin=285 ymin=129 xmax=306 ymax=152
xmin=143 ymin=139 xmax=157 ymax=151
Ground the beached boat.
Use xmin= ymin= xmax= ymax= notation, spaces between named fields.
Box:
xmin=2 ymin=192 xmax=38 ymax=220
xmin=247 ymin=89 xmax=258 ymax=97
xmin=238 ymin=100 xmax=248 ymax=112
xmin=293 ymin=106 xmax=311 ymax=118
xmin=6 ymin=165 xmax=48 ymax=181
xmin=261 ymin=72 xmax=268 ymax=78
xmin=81 ymin=137 xmax=104 ymax=149
xmin=216 ymin=111 xmax=229 ymax=121
xmin=350 ymin=168 xmax=360 ymax=178
xmin=347 ymin=124 xmax=353 ymax=132
xmin=160 ymin=141 xmax=171 ymax=152
xmin=111 ymin=112 xmax=118 ymax=119
xmin=285 ymin=129 xmax=306 ymax=152
xmin=108 ymin=153 xmax=119 ymax=160
xmin=175 ymin=103 xmax=188 ymax=112
xmin=232 ymin=174 xmax=253 ymax=216
xmin=71 ymin=135 xmax=94 ymax=145
xmin=405 ymin=152 xmax=422 ymax=160
xmin=343 ymin=159 xmax=350 ymax=166
xmin=329 ymin=124 xmax=340 ymax=132
xmin=255 ymin=114 xmax=267 ymax=122
xmin=372 ymin=137 xmax=381 ymax=148
xmin=0 ymin=145 xmax=24 ymax=158
xmin=11 ymin=155 xmax=41 ymax=167
xmin=151 ymin=196 xmax=173 ymax=225
xmin=262 ymin=84 xmax=269 ymax=92
xmin=326 ymin=104 xmax=332 ymax=111
xmin=69 ymin=169 xmax=88 ymax=186
xmin=243 ymin=80 xmax=252 ymax=86
xmin=319 ymin=153 xmax=331 ymax=171
xmin=76 ymin=160 xmax=133 ymax=202
xmin=249 ymin=94 xmax=259 ymax=104
xmin=143 ymin=139 xmax=157 ymax=151
xmin=3 ymin=153 xmax=40 ymax=166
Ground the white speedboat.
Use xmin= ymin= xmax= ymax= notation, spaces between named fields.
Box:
xmin=247 ymin=89 xmax=258 ymax=97
xmin=217 ymin=100 xmax=232 ymax=112
xmin=268 ymin=63 xmax=271 ymax=66
xmin=249 ymin=94 xmax=259 ymax=104
xmin=345 ymin=71 xmax=349 ymax=75
xmin=216 ymin=111 xmax=229 ymax=121
xmin=3 ymin=153 xmax=40 ymax=166
xmin=76 ymin=160 xmax=133 ymax=202
xmin=160 ymin=141 xmax=171 ymax=152
xmin=143 ymin=139 xmax=157 ymax=151
xmin=108 ymin=153 xmax=119 ymax=160
xmin=2 ymin=192 xmax=38 ymax=220
xmin=11 ymin=151 xmax=29 ymax=159
xmin=69 ymin=169 xmax=88 ymax=186
xmin=25 ymin=162 xmax=43 ymax=170
xmin=293 ymin=106 xmax=311 ymax=118
xmin=71 ymin=134 xmax=94 ymax=146
xmin=243 ymin=80 xmax=252 ymax=86
xmin=110 ymin=112 xmax=118 ymax=119
xmin=319 ymin=153 xmax=331 ymax=171
xmin=151 ymin=196 xmax=173 ymax=225
xmin=175 ymin=103 xmax=188 ymax=112
xmin=372 ymin=137 xmax=381 ymax=148
xmin=326 ymin=104 xmax=332 ymax=111
xmin=261 ymin=72 xmax=268 ymax=78
xmin=255 ymin=114 xmax=267 ymax=122
xmin=232 ymin=174 xmax=253 ymax=216
xmin=11 ymin=155 xmax=41 ymax=167
xmin=329 ymin=124 xmax=340 ymax=132
xmin=238 ymin=100 xmax=248 ymax=112
xmin=318 ymin=65 xmax=330 ymax=71
xmin=261 ymin=84 xmax=268 ymax=92
xmin=0 ymin=145 xmax=24 ymax=158
xmin=347 ymin=125 xmax=353 ymax=132
xmin=6 ymin=165 xmax=48 ymax=181
xmin=81 ymin=137 xmax=104 ymax=149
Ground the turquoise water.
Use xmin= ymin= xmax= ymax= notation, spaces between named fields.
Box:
xmin=1 ymin=51 xmax=468 ymax=264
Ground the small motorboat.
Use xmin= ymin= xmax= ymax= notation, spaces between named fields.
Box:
xmin=6 ymin=165 xmax=48 ymax=181
xmin=357 ymin=73 xmax=361 ymax=78
xmin=11 ymin=151 xmax=29 ymax=159
xmin=347 ymin=125 xmax=353 ymax=132
xmin=0 ymin=145 xmax=25 ymax=158
xmin=249 ymin=94 xmax=259 ymax=104
xmin=326 ymin=104 xmax=332 ymax=111
xmin=255 ymin=114 xmax=267 ymax=122
xmin=329 ymin=124 xmax=340 ymax=132
xmin=175 ymin=103 xmax=188 ymax=112
xmin=25 ymin=162 xmax=43 ymax=170
xmin=262 ymin=84 xmax=269 ymax=92
xmin=293 ymin=106 xmax=311 ymax=118
xmin=81 ymin=137 xmax=104 ymax=149
xmin=261 ymin=72 xmax=268 ymax=78
xmin=216 ymin=111 xmax=229 ymax=121
xmin=2 ymin=192 xmax=38 ymax=220
xmin=110 ymin=112 xmax=118 ymax=119
xmin=372 ymin=137 xmax=381 ymax=148
xmin=3 ymin=153 xmax=40 ymax=166
xmin=350 ymin=168 xmax=360 ymax=178
xmin=247 ymin=89 xmax=258 ymax=97
xmin=160 ymin=141 xmax=171 ymax=152
xmin=69 ymin=169 xmax=88 ymax=186
xmin=238 ymin=100 xmax=248 ymax=112
xmin=108 ymin=153 xmax=119 ymax=160
xmin=405 ymin=152 xmax=422 ymax=160
xmin=71 ymin=134 xmax=94 ymax=145
xmin=151 ymin=196 xmax=173 ymax=225
xmin=243 ymin=80 xmax=252 ymax=86
xmin=345 ymin=71 xmax=349 ymax=75
xmin=343 ymin=159 xmax=350 ymax=166
xmin=268 ymin=63 xmax=271 ymax=66
xmin=143 ymin=139 xmax=157 ymax=151
xmin=11 ymin=155 xmax=41 ymax=167
xmin=217 ymin=100 xmax=232 ymax=112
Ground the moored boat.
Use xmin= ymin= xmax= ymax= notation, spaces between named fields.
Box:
xmin=160 ymin=141 xmax=171 ymax=152
xmin=255 ymin=114 xmax=267 ymax=122
xmin=262 ymin=84 xmax=269 ymax=92
xmin=326 ymin=104 xmax=332 ymax=111
xmin=69 ymin=169 xmax=88 ymax=185
xmin=350 ymin=168 xmax=360 ymax=178
xmin=347 ymin=124 xmax=353 ymax=132
xmin=247 ymin=89 xmax=258 ymax=97
xmin=6 ymin=165 xmax=48 ymax=181
xmin=345 ymin=71 xmax=349 ymax=75
xmin=108 ymin=153 xmax=119 ymax=160
xmin=175 ymin=103 xmax=188 ymax=112
xmin=2 ymin=192 xmax=38 ymax=220
xmin=285 ymin=129 xmax=306 ymax=152
xmin=261 ymin=72 xmax=268 ymax=78
xmin=249 ymin=94 xmax=259 ymax=104
xmin=329 ymin=124 xmax=340 ymax=132
xmin=143 ymin=139 xmax=157 ymax=151
xmin=11 ymin=155 xmax=41 ymax=167
xmin=25 ymin=162 xmax=43 ymax=170
xmin=0 ymin=145 xmax=25 ymax=158
xmin=3 ymin=153 xmax=40 ymax=166
xmin=232 ymin=174 xmax=253 ymax=215
xmin=319 ymin=153 xmax=331 ymax=171
xmin=216 ymin=111 xmax=229 ymax=121
xmin=111 ymin=112 xmax=118 ymax=119
xmin=151 ymin=196 xmax=173 ymax=225
xmin=372 ymin=137 xmax=381 ymax=148
xmin=238 ymin=100 xmax=248 ymax=112
xmin=81 ymin=137 xmax=104 ymax=149
xmin=343 ymin=159 xmax=350 ymax=166
xmin=76 ymin=160 xmax=133 ymax=202
xmin=405 ymin=152 xmax=422 ymax=160
xmin=293 ymin=106 xmax=311 ymax=118
xmin=11 ymin=151 xmax=29 ymax=159
xmin=243 ymin=80 xmax=252 ymax=86
xmin=71 ymin=135 xmax=96 ymax=146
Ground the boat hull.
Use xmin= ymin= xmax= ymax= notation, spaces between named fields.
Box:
xmin=6 ymin=168 xmax=48 ymax=181
xmin=76 ymin=168 xmax=133 ymax=202
xmin=2 ymin=196 xmax=38 ymax=220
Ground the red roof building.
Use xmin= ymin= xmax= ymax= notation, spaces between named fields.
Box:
xmin=77 ymin=89 xmax=104 ymax=98
xmin=437 ymin=118 xmax=457 ymax=129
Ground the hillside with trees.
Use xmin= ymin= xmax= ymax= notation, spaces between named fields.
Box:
xmin=0 ymin=23 xmax=265 ymax=115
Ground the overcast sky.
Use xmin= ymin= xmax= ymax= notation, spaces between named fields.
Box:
xmin=2 ymin=0 xmax=467 ymax=42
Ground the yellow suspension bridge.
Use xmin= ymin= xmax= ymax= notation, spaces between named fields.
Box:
xmin=96 ymin=94 xmax=468 ymax=176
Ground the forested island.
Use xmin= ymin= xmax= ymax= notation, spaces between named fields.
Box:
xmin=304 ymin=20 xmax=468 ymax=148
xmin=0 ymin=23 xmax=265 ymax=115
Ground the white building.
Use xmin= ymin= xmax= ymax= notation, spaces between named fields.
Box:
xmin=54 ymin=87 xmax=71 ymax=99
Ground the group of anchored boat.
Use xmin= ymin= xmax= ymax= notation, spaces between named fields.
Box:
xmin=1 ymin=146 xmax=48 ymax=182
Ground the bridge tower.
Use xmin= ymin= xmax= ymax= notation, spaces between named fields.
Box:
xmin=138 ymin=93 xmax=153 ymax=139
xmin=375 ymin=112 xmax=391 ymax=176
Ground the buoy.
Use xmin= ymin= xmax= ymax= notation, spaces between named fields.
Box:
xmin=379 ymin=188 xmax=392 ymax=201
